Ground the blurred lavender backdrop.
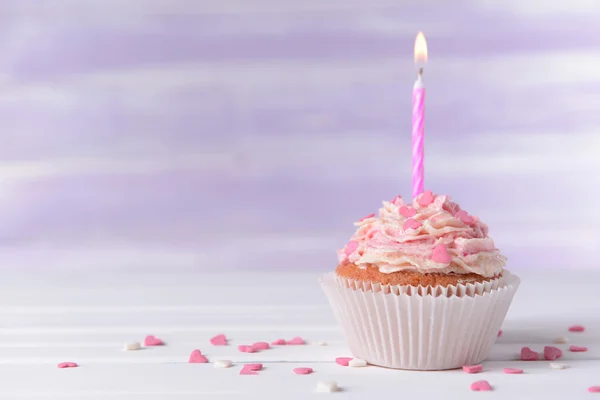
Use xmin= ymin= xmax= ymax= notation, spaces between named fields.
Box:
xmin=1 ymin=0 xmax=599 ymax=271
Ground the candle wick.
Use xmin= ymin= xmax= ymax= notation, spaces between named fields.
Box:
xmin=418 ymin=67 xmax=423 ymax=77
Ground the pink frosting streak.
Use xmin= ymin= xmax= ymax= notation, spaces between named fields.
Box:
xmin=337 ymin=191 xmax=507 ymax=277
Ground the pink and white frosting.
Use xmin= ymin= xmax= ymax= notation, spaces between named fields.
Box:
xmin=337 ymin=191 xmax=506 ymax=277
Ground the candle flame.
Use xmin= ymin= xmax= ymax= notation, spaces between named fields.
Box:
xmin=414 ymin=32 xmax=428 ymax=64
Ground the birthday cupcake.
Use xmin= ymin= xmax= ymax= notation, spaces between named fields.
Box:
xmin=320 ymin=190 xmax=520 ymax=370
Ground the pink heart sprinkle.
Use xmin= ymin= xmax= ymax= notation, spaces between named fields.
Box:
xmin=455 ymin=210 xmax=475 ymax=225
xmin=271 ymin=339 xmax=286 ymax=345
xmin=335 ymin=357 xmax=352 ymax=366
xmin=470 ymin=380 xmax=492 ymax=391
xmin=293 ymin=367 xmax=313 ymax=375
xmin=391 ymin=195 xmax=403 ymax=205
xmin=188 ymin=349 xmax=209 ymax=363
xmin=210 ymin=334 xmax=228 ymax=346
xmin=239 ymin=367 xmax=258 ymax=375
xmin=520 ymin=347 xmax=540 ymax=361
xmin=462 ymin=364 xmax=483 ymax=374
xmin=252 ymin=342 xmax=270 ymax=350
xmin=569 ymin=325 xmax=585 ymax=332
xmin=418 ymin=190 xmax=435 ymax=207
xmin=286 ymin=337 xmax=305 ymax=345
xmin=431 ymin=244 xmax=451 ymax=264
xmin=589 ymin=387 xmax=600 ymax=393
xmin=344 ymin=241 xmax=359 ymax=256
xmin=544 ymin=346 xmax=563 ymax=361
xmin=238 ymin=345 xmax=257 ymax=353
xmin=398 ymin=206 xmax=417 ymax=218
xmin=497 ymin=330 xmax=503 ymax=337
xmin=358 ymin=213 xmax=375 ymax=222
xmin=144 ymin=335 xmax=164 ymax=346
xmin=245 ymin=363 xmax=263 ymax=371
xmin=569 ymin=345 xmax=588 ymax=352
xmin=57 ymin=362 xmax=78 ymax=368
xmin=504 ymin=368 xmax=523 ymax=374
xmin=402 ymin=218 xmax=422 ymax=231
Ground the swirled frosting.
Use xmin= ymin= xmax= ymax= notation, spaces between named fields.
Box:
xmin=337 ymin=191 xmax=506 ymax=277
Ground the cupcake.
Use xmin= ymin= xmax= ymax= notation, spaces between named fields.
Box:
xmin=320 ymin=190 xmax=520 ymax=370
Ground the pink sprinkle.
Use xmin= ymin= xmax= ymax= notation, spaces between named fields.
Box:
xmin=497 ymin=330 xmax=503 ymax=337
xmin=252 ymin=342 xmax=270 ymax=350
xmin=402 ymin=218 xmax=422 ymax=231
xmin=57 ymin=362 xmax=78 ymax=369
xmin=335 ymin=357 xmax=352 ymax=366
xmin=455 ymin=210 xmax=475 ymax=225
xmin=399 ymin=206 xmax=417 ymax=218
xmin=544 ymin=346 xmax=563 ymax=361
xmin=358 ymin=213 xmax=375 ymax=222
xmin=286 ymin=337 xmax=305 ymax=345
xmin=210 ymin=334 xmax=228 ymax=346
xmin=391 ymin=195 xmax=403 ymax=205
xmin=418 ymin=190 xmax=435 ymax=207
xmin=431 ymin=244 xmax=451 ymax=264
xmin=271 ymin=339 xmax=286 ymax=345
xmin=569 ymin=325 xmax=585 ymax=332
xmin=239 ymin=367 xmax=258 ymax=375
xmin=569 ymin=345 xmax=588 ymax=352
xmin=293 ymin=367 xmax=313 ymax=375
xmin=344 ymin=241 xmax=359 ymax=256
xmin=245 ymin=363 xmax=263 ymax=371
xmin=462 ymin=364 xmax=483 ymax=374
xmin=144 ymin=335 xmax=164 ymax=346
xmin=188 ymin=349 xmax=209 ymax=363
xmin=470 ymin=380 xmax=492 ymax=391
xmin=504 ymin=368 xmax=523 ymax=374
xmin=588 ymin=386 xmax=600 ymax=393
xmin=238 ymin=345 xmax=257 ymax=353
xmin=520 ymin=347 xmax=540 ymax=361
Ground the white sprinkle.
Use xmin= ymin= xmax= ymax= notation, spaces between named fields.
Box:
xmin=348 ymin=358 xmax=367 ymax=367
xmin=316 ymin=381 xmax=339 ymax=393
xmin=316 ymin=341 xmax=327 ymax=346
xmin=554 ymin=336 xmax=569 ymax=344
xmin=549 ymin=362 xmax=568 ymax=370
xmin=124 ymin=342 xmax=141 ymax=351
xmin=214 ymin=360 xmax=233 ymax=369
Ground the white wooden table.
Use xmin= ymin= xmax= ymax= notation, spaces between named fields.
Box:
xmin=0 ymin=268 xmax=598 ymax=399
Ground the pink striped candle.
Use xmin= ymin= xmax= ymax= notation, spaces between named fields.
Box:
xmin=412 ymin=32 xmax=428 ymax=199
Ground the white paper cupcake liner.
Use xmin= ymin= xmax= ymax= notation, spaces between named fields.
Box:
xmin=320 ymin=271 xmax=520 ymax=370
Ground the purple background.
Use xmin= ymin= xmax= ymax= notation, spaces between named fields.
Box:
xmin=1 ymin=0 xmax=599 ymax=271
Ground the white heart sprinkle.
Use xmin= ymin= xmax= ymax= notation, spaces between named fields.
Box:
xmin=214 ymin=360 xmax=232 ymax=369
xmin=316 ymin=341 xmax=327 ymax=346
xmin=554 ymin=336 xmax=569 ymax=344
xmin=316 ymin=381 xmax=338 ymax=393
xmin=124 ymin=342 xmax=141 ymax=351
xmin=348 ymin=358 xmax=367 ymax=367
xmin=549 ymin=362 xmax=568 ymax=370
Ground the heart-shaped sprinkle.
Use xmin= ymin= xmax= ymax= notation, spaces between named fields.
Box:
xmin=316 ymin=381 xmax=339 ymax=393
xmin=188 ymin=349 xmax=209 ymax=363
xmin=402 ymin=218 xmax=422 ymax=231
xmin=568 ymin=325 xmax=585 ymax=332
xmin=569 ymin=345 xmax=587 ymax=352
xmin=271 ymin=339 xmax=286 ymax=345
xmin=520 ymin=347 xmax=540 ymax=361
xmin=239 ymin=367 xmax=258 ymax=375
xmin=391 ymin=195 xmax=403 ymax=205
xmin=252 ymin=342 xmax=270 ymax=350
xmin=431 ymin=244 xmax=451 ymax=264
xmin=588 ymin=387 xmax=600 ymax=393
xmin=555 ymin=336 xmax=569 ymax=344
xmin=344 ymin=241 xmax=359 ymax=256
xmin=335 ymin=357 xmax=352 ymax=366
xmin=399 ymin=206 xmax=417 ymax=218
xmin=455 ymin=210 xmax=475 ymax=225
xmin=462 ymin=364 xmax=483 ymax=374
xmin=470 ymin=380 xmax=492 ymax=391
xmin=124 ymin=342 xmax=141 ymax=351
xmin=57 ymin=362 xmax=78 ymax=368
xmin=244 ymin=363 xmax=263 ymax=371
xmin=418 ymin=190 xmax=435 ymax=207
xmin=210 ymin=334 xmax=228 ymax=346
xmin=214 ymin=360 xmax=232 ymax=368
xmin=504 ymin=368 xmax=523 ymax=374
xmin=286 ymin=337 xmax=305 ymax=345
xmin=238 ymin=345 xmax=256 ymax=353
xmin=358 ymin=213 xmax=375 ymax=222
xmin=549 ymin=362 xmax=568 ymax=370
xmin=348 ymin=358 xmax=367 ymax=367
xmin=497 ymin=330 xmax=503 ymax=337
xmin=144 ymin=335 xmax=164 ymax=346
xmin=293 ymin=367 xmax=313 ymax=375
xmin=544 ymin=346 xmax=563 ymax=360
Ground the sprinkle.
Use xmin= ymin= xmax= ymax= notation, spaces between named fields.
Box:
xmin=143 ymin=335 xmax=164 ymax=346
xmin=358 ymin=213 xmax=375 ymax=222
xmin=286 ymin=337 xmax=305 ymax=345
xmin=344 ymin=241 xmax=359 ymax=256
xmin=391 ymin=195 xmax=403 ymax=205
xmin=497 ymin=330 xmax=502 ymax=337
xmin=544 ymin=346 xmax=563 ymax=361
xmin=520 ymin=347 xmax=540 ymax=361
xmin=470 ymin=380 xmax=492 ymax=391
xmin=335 ymin=357 xmax=352 ymax=366
xmin=455 ymin=210 xmax=475 ymax=225
xmin=431 ymin=244 xmax=451 ymax=264
xmin=238 ymin=345 xmax=256 ymax=353
xmin=316 ymin=381 xmax=339 ymax=393
xmin=271 ymin=339 xmax=286 ymax=345
xmin=210 ymin=334 xmax=228 ymax=346
xmin=57 ymin=362 xmax=78 ymax=368
xmin=462 ymin=364 xmax=483 ymax=374
xmin=188 ymin=349 xmax=209 ymax=363
xmin=252 ymin=342 xmax=270 ymax=350
xmin=568 ymin=325 xmax=585 ymax=332
xmin=549 ymin=363 xmax=568 ymax=370
xmin=555 ymin=336 xmax=569 ymax=344
xmin=418 ymin=190 xmax=435 ymax=207
xmin=399 ymin=206 xmax=417 ymax=218
xmin=239 ymin=363 xmax=262 ymax=375
xmin=588 ymin=386 xmax=600 ymax=393
xmin=569 ymin=345 xmax=588 ymax=352
xmin=214 ymin=360 xmax=232 ymax=368
xmin=504 ymin=368 xmax=523 ymax=374
xmin=293 ymin=367 xmax=313 ymax=375
xmin=402 ymin=218 xmax=422 ymax=231
xmin=124 ymin=342 xmax=141 ymax=351
xmin=348 ymin=358 xmax=367 ymax=367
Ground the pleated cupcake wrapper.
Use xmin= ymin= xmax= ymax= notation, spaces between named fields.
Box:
xmin=320 ymin=271 xmax=520 ymax=370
